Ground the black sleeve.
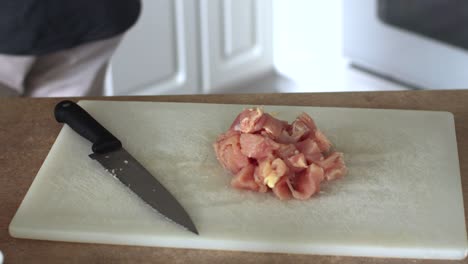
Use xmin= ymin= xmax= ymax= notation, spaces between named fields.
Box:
xmin=0 ymin=0 xmax=142 ymax=55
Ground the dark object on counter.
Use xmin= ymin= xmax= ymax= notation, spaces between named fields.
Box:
xmin=378 ymin=0 xmax=468 ymax=51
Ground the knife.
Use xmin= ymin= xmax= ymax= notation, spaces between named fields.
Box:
xmin=54 ymin=100 xmax=198 ymax=235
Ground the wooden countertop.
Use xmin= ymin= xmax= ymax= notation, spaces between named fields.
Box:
xmin=1 ymin=90 xmax=467 ymax=264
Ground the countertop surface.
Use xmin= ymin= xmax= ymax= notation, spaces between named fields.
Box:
xmin=1 ymin=90 xmax=467 ymax=264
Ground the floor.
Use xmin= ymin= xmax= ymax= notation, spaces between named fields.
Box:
xmin=219 ymin=0 xmax=411 ymax=94
xmin=221 ymin=65 xmax=411 ymax=94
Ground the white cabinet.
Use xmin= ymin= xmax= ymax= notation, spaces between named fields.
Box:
xmin=109 ymin=0 xmax=199 ymax=95
xmin=107 ymin=0 xmax=272 ymax=95
xmin=199 ymin=0 xmax=273 ymax=93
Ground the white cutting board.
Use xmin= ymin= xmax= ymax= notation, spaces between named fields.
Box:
xmin=9 ymin=101 xmax=468 ymax=260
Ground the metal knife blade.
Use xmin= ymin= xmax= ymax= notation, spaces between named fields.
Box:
xmin=89 ymin=148 xmax=198 ymax=234
xmin=54 ymin=100 xmax=198 ymax=235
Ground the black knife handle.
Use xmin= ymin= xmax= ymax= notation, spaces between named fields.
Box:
xmin=54 ymin=100 xmax=122 ymax=154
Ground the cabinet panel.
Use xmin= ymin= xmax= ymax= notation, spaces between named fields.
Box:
xmin=222 ymin=0 xmax=256 ymax=57
xmin=200 ymin=0 xmax=273 ymax=92
xmin=109 ymin=0 xmax=199 ymax=95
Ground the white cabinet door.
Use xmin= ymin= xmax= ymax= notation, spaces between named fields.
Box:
xmin=107 ymin=0 xmax=273 ymax=95
xmin=199 ymin=0 xmax=273 ymax=93
xmin=108 ymin=0 xmax=199 ymax=95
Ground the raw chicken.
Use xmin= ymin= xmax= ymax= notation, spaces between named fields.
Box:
xmin=214 ymin=107 xmax=347 ymax=200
